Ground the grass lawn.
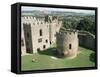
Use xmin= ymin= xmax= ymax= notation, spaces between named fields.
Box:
xmin=21 ymin=47 xmax=95 ymax=71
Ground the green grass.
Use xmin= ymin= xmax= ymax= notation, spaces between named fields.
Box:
xmin=21 ymin=47 xmax=95 ymax=71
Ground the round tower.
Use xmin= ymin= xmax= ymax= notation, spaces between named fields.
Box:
xmin=56 ymin=29 xmax=79 ymax=59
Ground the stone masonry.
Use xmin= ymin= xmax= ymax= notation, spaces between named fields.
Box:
xmin=21 ymin=15 xmax=62 ymax=55
xmin=56 ymin=29 xmax=79 ymax=59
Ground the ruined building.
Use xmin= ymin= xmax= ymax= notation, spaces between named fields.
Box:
xmin=56 ymin=29 xmax=79 ymax=59
xmin=21 ymin=15 xmax=79 ymax=59
xmin=21 ymin=15 xmax=62 ymax=55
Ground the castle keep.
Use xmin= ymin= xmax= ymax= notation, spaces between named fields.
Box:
xmin=21 ymin=16 xmax=62 ymax=55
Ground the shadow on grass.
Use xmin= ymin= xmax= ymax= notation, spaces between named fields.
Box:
xmin=38 ymin=48 xmax=62 ymax=58
xmin=89 ymin=53 xmax=95 ymax=62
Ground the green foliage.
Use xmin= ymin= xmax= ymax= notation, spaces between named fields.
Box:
xmin=21 ymin=47 xmax=95 ymax=71
xmin=62 ymin=15 xmax=95 ymax=35
xmin=76 ymin=18 xmax=95 ymax=35
xmin=62 ymin=16 xmax=80 ymax=30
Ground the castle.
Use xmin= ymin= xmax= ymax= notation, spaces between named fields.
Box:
xmin=21 ymin=15 xmax=62 ymax=55
xmin=21 ymin=15 xmax=79 ymax=58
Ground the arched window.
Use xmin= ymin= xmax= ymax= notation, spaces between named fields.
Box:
xmin=40 ymin=29 xmax=42 ymax=36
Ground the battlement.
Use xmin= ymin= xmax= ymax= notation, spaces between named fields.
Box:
xmin=22 ymin=15 xmax=62 ymax=29
xmin=22 ymin=15 xmax=60 ymax=22
xmin=22 ymin=16 xmax=44 ymax=21
xmin=58 ymin=28 xmax=78 ymax=36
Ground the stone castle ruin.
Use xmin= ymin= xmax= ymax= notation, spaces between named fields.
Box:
xmin=21 ymin=15 xmax=79 ymax=58
xmin=21 ymin=15 xmax=62 ymax=54
xmin=56 ymin=29 xmax=79 ymax=59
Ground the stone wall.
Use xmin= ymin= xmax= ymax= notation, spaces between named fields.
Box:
xmin=78 ymin=31 xmax=95 ymax=51
xmin=21 ymin=16 xmax=62 ymax=54
xmin=56 ymin=30 xmax=79 ymax=59
xmin=23 ymin=23 xmax=33 ymax=53
xmin=21 ymin=21 xmax=26 ymax=55
xmin=21 ymin=16 xmax=50 ymax=53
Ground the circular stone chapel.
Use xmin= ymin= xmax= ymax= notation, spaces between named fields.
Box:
xmin=56 ymin=29 xmax=79 ymax=59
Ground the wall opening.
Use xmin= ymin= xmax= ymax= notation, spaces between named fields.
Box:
xmin=40 ymin=29 xmax=42 ymax=36
xmin=46 ymin=39 xmax=48 ymax=43
xmin=43 ymin=45 xmax=46 ymax=49
xmin=38 ymin=38 xmax=42 ymax=43
xmin=27 ymin=48 xmax=31 ymax=52
xmin=50 ymin=41 xmax=52 ymax=44
xmin=37 ymin=48 xmax=40 ymax=52
xmin=69 ymin=44 xmax=72 ymax=49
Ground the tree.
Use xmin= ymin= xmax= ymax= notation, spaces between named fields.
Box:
xmin=76 ymin=18 xmax=95 ymax=35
